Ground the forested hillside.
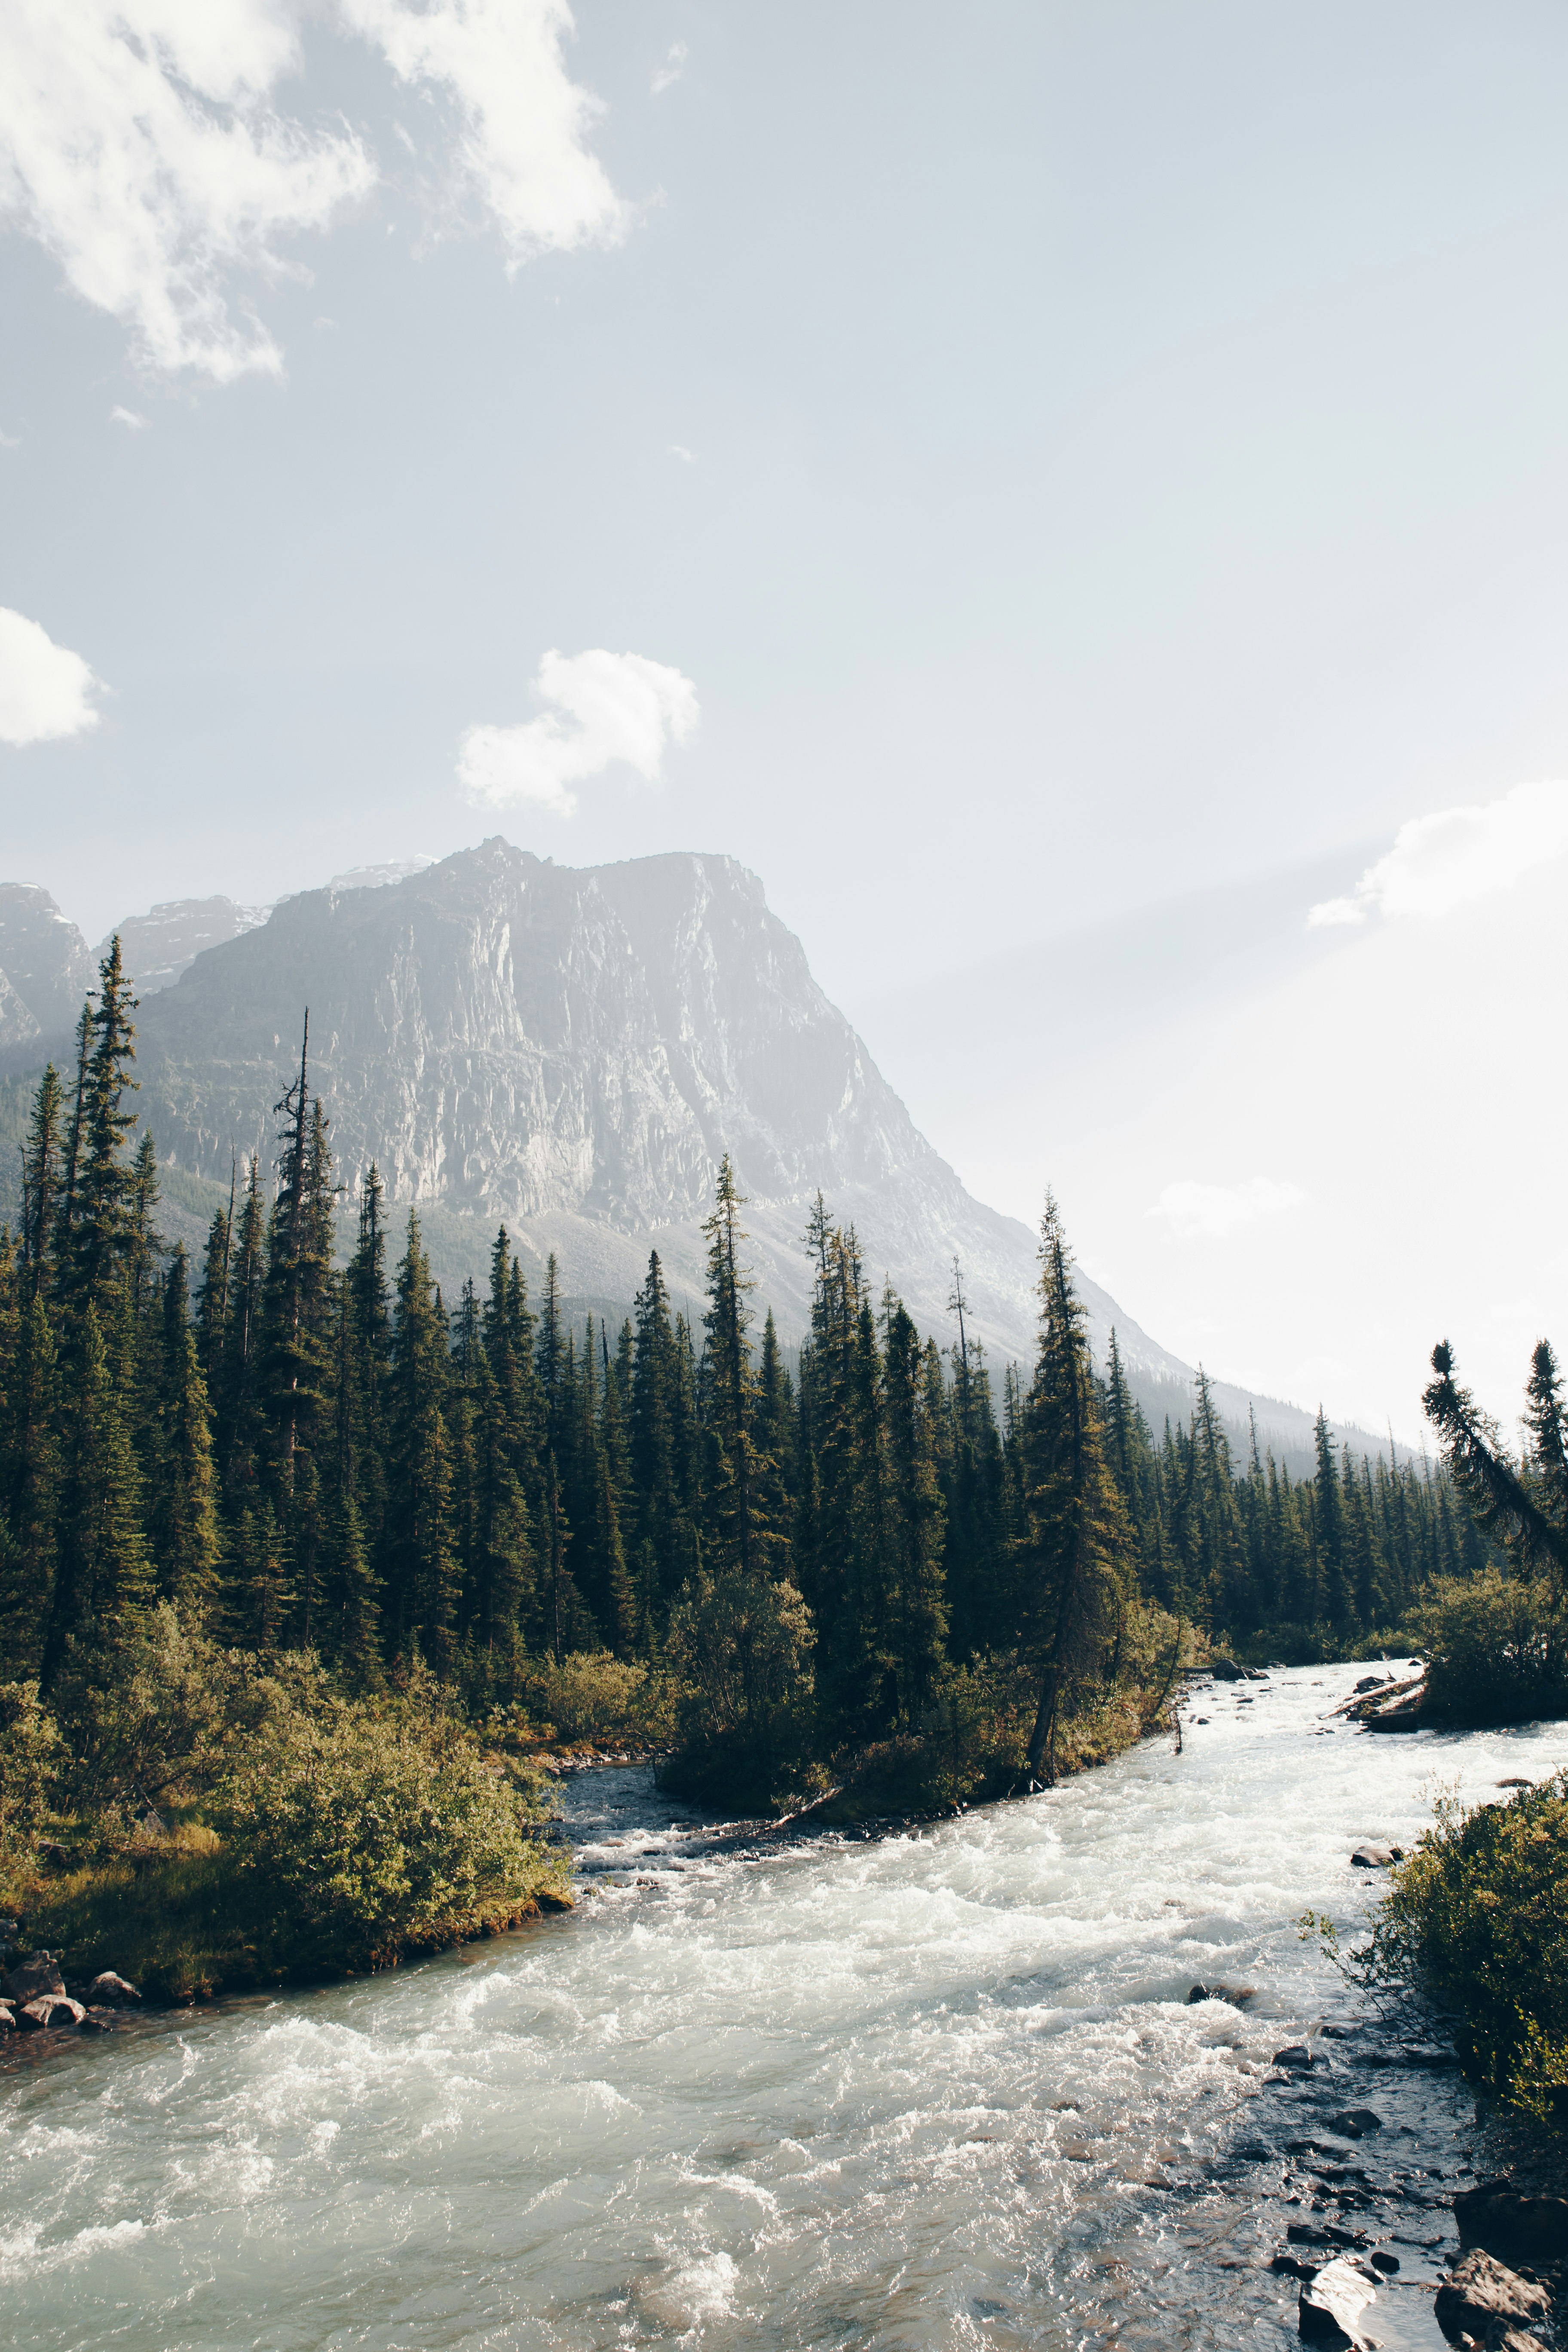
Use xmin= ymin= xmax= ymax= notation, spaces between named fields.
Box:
xmin=1 ymin=942 xmax=1485 ymax=1809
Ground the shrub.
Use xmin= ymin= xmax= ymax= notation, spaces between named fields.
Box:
xmin=511 ymin=1649 xmax=676 ymax=1748
xmin=1361 ymin=1770 xmax=1568 ymax=2128
xmin=0 ymin=1681 xmax=64 ymax=1909
xmin=217 ymin=1671 xmax=565 ymax=1972
xmin=1412 ymin=1569 xmax=1568 ymax=1725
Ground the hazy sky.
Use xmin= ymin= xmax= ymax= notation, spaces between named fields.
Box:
xmin=3 ymin=0 xmax=1567 ymax=1439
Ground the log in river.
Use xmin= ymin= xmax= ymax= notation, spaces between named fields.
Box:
xmin=3 ymin=1661 xmax=1565 ymax=2350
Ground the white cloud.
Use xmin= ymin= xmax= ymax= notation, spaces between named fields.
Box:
xmin=343 ymin=0 xmax=626 ymax=267
xmin=109 ymin=404 xmax=147 ymax=429
xmin=1309 ymin=778 xmax=1568 ymax=928
xmin=668 ymin=442 xmax=695 ymax=464
xmin=458 ymin=647 xmax=698 ymax=814
xmin=1148 ymin=1176 xmax=1308 ymax=1243
xmin=0 ymin=0 xmax=622 ymax=383
xmin=0 ymin=607 xmax=102 ymax=745
xmin=0 ymin=1 xmax=375 ymax=382
xmin=652 ymin=42 xmax=688 ymax=95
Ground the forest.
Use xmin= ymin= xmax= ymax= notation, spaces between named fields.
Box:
xmin=5 ymin=934 xmax=1568 ymax=2011
xmin=0 ymin=939 xmax=1499 ymax=1809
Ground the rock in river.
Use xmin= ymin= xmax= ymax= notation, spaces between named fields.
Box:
xmin=3 ymin=1952 xmax=64 ymax=2002
xmin=1433 ymin=2250 xmax=1548 ymax=2341
xmin=1298 ymin=2255 xmax=1378 ymax=2346
xmin=1454 ymin=2180 xmax=1568 ymax=2265
xmin=86 ymin=1972 xmax=141 ymax=2006
xmin=18 ymin=1994 xmax=87 ymax=2029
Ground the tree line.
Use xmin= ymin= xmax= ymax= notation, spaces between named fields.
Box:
xmin=0 ymin=940 xmax=1488 ymax=1791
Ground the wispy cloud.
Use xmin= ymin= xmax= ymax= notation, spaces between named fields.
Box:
xmin=0 ymin=608 xmax=103 ymax=746
xmin=342 ymin=0 xmax=627 ymax=268
xmin=0 ymin=0 xmax=623 ymax=383
xmin=0 ymin=422 xmax=18 ymax=449
xmin=668 ymin=442 xmax=695 ymax=464
xmin=109 ymin=404 xmax=147 ymax=429
xmin=1309 ymin=778 xmax=1568 ymax=928
xmin=652 ymin=41 xmax=687 ymax=95
xmin=457 ymin=647 xmax=698 ymax=814
xmin=1148 ymin=1176 xmax=1308 ymax=1243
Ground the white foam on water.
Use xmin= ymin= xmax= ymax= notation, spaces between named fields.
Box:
xmin=1 ymin=1664 xmax=1563 ymax=2348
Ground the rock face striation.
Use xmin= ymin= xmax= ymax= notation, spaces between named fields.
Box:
xmin=0 ymin=883 xmax=94 ymax=1048
xmin=125 ymin=838 xmax=1147 ymax=1371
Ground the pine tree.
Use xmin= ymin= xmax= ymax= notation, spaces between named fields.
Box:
xmin=1017 ymin=1195 xmax=1134 ymax=1782
xmin=385 ymin=1213 xmax=460 ymax=1667
xmin=147 ymin=1246 xmax=221 ymax=1614
xmin=18 ymin=1062 xmax=63 ymax=1298
xmin=42 ymin=1299 xmax=152 ymax=1683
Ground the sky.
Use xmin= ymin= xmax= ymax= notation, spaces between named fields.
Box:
xmin=2 ymin=0 xmax=1567 ymax=1442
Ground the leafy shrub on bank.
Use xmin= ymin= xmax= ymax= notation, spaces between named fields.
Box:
xmin=1411 ymin=1570 xmax=1568 ymax=1726
xmin=507 ymin=1648 xmax=677 ymax=1749
xmin=660 ymin=1568 xmax=816 ymax=1808
xmin=1359 ymin=1770 xmax=1568 ymax=2128
xmin=217 ymin=1669 xmax=562 ymax=1973
xmin=12 ymin=1606 xmax=569 ymax=1994
xmin=0 ymin=1681 xmax=65 ymax=1911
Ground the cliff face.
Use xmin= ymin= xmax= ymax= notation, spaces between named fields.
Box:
xmin=0 ymin=883 xmax=93 ymax=1047
xmin=125 ymin=836 xmax=1179 ymax=1377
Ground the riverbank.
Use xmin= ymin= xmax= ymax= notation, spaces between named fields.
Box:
xmin=5 ymin=1663 xmax=1566 ymax=2352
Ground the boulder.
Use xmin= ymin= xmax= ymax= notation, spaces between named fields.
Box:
xmin=1350 ymin=1844 xmax=1402 ymax=1868
xmin=1369 ymin=2253 xmax=1400 ymax=2276
xmin=1187 ymin=1981 xmax=1256 ymax=2008
xmin=1454 ymin=2181 xmax=1568 ymax=2265
xmin=0 ymin=2003 xmax=14 ymax=2031
xmin=1274 ymin=2044 xmax=1315 ymax=2070
xmin=1485 ymin=2329 xmax=1545 ymax=2352
xmin=1434 ymin=2251 xmax=1548 ymax=2342
xmin=87 ymin=1971 xmax=141 ymax=2006
xmin=1365 ymin=1694 xmax=1426 ymax=1733
xmin=1209 ymin=1657 xmax=1246 ymax=1681
xmin=1299 ymin=2256 xmax=1378 ymax=2346
xmin=1354 ymin=1675 xmax=1392 ymax=1694
xmin=18 ymin=1994 xmax=87 ymax=2029
xmin=1326 ymin=2109 xmax=1384 ymax=2139
xmin=3 ymin=1951 xmax=64 ymax=2002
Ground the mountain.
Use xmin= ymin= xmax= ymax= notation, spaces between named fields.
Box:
xmin=0 ymin=838 xmax=1388 ymax=1467
xmin=0 ymin=883 xmax=94 ymax=1047
xmin=93 ymin=897 xmax=271 ymax=995
xmin=123 ymin=837 xmax=1108 ymax=1368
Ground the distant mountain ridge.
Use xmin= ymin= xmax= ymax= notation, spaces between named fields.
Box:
xmin=0 ymin=841 xmax=1387 ymax=1470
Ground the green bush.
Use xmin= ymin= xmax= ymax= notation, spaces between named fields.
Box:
xmin=0 ymin=1680 xmax=64 ymax=1910
xmin=217 ymin=1669 xmax=565 ymax=1973
xmin=510 ymin=1648 xmax=676 ymax=1748
xmin=15 ymin=1611 xmax=571 ymax=1992
xmin=1361 ymin=1770 xmax=1568 ymax=2127
xmin=661 ymin=1568 xmax=815 ymax=1807
xmin=1412 ymin=1569 xmax=1568 ymax=1725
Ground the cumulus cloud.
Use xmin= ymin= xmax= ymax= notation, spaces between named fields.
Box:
xmin=338 ymin=0 xmax=626 ymax=266
xmin=0 ymin=0 xmax=622 ymax=382
xmin=458 ymin=647 xmax=698 ymax=814
xmin=652 ymin=42 xmax=688 ymax=95
xmin=0 ymin=608 xmax=102 ymax=745
xmin=0 ymin=2 xmax=374 ymax=381
xmin=1148 ymin=1176 xmax=1308 ymax=1243
xmin=1309 ymin=778 xmax=1568 ymax=928
xmin=109 ymin=405 xmax=147 ymax=429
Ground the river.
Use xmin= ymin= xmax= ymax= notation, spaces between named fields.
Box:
xmin=3 ymin=1662 xmax=1565 ymax=2352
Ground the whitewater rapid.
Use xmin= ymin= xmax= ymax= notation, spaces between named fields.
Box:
xmin=4 ymin=1664 xmax=1565 ymax=2352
